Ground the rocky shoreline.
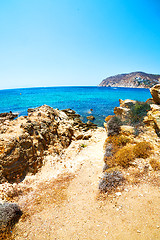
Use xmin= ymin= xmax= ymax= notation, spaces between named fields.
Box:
xmin=0 ymin=105 xmax=97 ymax=184
xmin=1 ymin=85 xmax=160 ymax=238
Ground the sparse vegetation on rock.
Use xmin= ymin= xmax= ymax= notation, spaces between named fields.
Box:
xmin=100 ymin=85 xmax=160 ymax=194
xmin=150 ymin=159 xmax=160 ymax=171
xmin=107 ymin=135 xmax=131 ymax=147
xmin=114 ymin=145 xmax=135 ymax=168
xmin=128 ymin=101 xmax=150 ymax=124
xmin=133 ymin=141 xmax=152 ymax=159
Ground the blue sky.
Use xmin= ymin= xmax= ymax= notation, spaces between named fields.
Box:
xmin=0 ymin=0 xmax=160 ymax=89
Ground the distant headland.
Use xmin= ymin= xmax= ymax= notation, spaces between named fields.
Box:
xmin=98 ymin=71 xmax=160 ymax=88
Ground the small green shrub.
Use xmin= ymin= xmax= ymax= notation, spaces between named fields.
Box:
xmin=128 ymin=101 xmax=150 ymax=124
xmin=81 ymin=144 xmax=87 ymax=148
xmin=107 ymin=135 xmax=131 ymax=147
xmin=133 ymin=141 xmax=152 ymax=159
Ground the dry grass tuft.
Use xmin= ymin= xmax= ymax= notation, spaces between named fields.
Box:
xmin=133 ymin=141 xmax=152 ymax=159
xmin=107 ymin=135 xmax=131 ymax=147
xmin=103 ymin=135 xmax=133 ymax=168
xmin=99 ymin=168 xmax=124 ymax=193
xmin=114 ymin=145 xmax=135 ymax=168
xmin=150 ymin=159 xmax=160 ymax=171
xmin=103 ymin=135 xmax=131 ymax=158
xmin=104 ymin=137 xmax=152 ymax=169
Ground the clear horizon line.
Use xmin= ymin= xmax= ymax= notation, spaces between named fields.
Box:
xmin=0 ymin=85 xmax=99 ymax=91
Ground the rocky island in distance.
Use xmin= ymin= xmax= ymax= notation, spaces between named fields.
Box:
xmin=99 ymin=71 xmax=160 ymax=88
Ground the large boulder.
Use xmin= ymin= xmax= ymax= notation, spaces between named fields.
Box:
xmin=119 ymin=99 xmax=136 ymax=108
xmin=114 ymin=99 xmax=137 ymax=121
xmin=120 ymin=125 xmax=134 ymax=136
xmin=114 ymin=106 xmax=130 ymax=120
xmin=0 ymin=202 xmax=22 ymax=233
xmin=0 ymin=112 xmax=18 ymax=123
xmin=150 ymin=84 xmax=160 ymax=104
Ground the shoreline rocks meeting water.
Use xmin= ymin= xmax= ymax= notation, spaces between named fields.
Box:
xmin=0 ymin=84 xmax=160 ymax=239
xmin=0 ymin=105 xmax=97 ymax=184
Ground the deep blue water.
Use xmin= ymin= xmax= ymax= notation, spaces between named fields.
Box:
xmin=0 ymin=87 xmax=151 ymax=126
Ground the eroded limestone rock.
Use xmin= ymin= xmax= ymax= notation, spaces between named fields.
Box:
xmin=120 ymin=125 xmax=134 ymax=136
xmin=119 ymin=99 xmax=136 ymax=108
xmin=150 ymin=84 xmax=160 ymax=104
xmin=0 ymin=105 xmax=97 ymax=183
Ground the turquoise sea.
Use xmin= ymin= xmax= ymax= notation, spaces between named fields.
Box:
xmin=0 ymin=87 xmax=151 ymax=126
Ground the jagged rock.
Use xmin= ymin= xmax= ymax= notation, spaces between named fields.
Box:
xmin=86 ymin=121 xmax=97 ymax=129
xmin=146 ymin=98 xmax=154 ymax=104
xmin=0 ymin=112 xmax=18 ymax=123
xmin=114 ymin=107 xmax=130 ymax=120
xmin=150 ymin=84 xmax=160 ymax=104
xmin=86 ymin=115 xmax=95 ymax=120
xmin=143 ymin=103 xmax=160 ymax=135
xmin=150 ymin=104 xmax=160 ymax=112
xmin=74 ymin=132 xmax=92 ymax=140
xmin=120 ymin=125 xmax=134 ymax=136
xmin=62 ymin=109 xmax=81 ymax=119
xmin=0 ymin=105 xmax=96 ymax=183
xmin=83 ymin=134 xmax=92 ymax=140
xmin=75 ymin=133 xmax=84 ymax=140
xmin=119 ymin=99 xmax=136 ymax=108
xmin=99 ymin=170 xmax=124 ymax=192
xmin=0 ymin=202 xmax=22 ymax=233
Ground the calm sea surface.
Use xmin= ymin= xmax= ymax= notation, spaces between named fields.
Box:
xmin=0 ymin=87 xmax=151 ymax=126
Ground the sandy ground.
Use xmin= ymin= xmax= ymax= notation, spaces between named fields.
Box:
xmin=10 ymin=128 xmax=160 ymax=240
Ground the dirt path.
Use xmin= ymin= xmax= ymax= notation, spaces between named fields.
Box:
xmin=13 ymin=129 xmax=160 ymax=240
